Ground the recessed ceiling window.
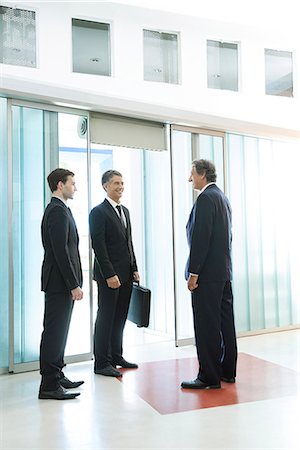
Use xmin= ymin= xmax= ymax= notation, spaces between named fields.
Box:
xmin=0 ymin=5 xmax=36 ymax=67
xmin=143 ymin=29 xmax=179 ymax=84
xmin=265 ymin=49 xmax=293 ymax=97
xmin=207 ymin=40 xmax=239 ymax=91
xmin=72 ymin=19 xmax=111 ymax=76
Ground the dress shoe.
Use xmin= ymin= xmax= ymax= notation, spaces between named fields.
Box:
xmin=94 ymin=365 xmax=122 ymax=377
xmin=181 ymin=378 xmax=221 ymax=389
xmin=60 ymin=376 xmax=84 ymax=389
xmin=113 ymin=358 xmax=138 ymax=369
xmin=221 ymin=376 xmax=236 ymax=383
xmin=38 ymin=385 xmax=80 ymax=400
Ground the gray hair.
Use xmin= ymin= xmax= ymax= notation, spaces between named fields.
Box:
xmin=101 ymin=170 xmax=122 ymax=187
xmin=192 ymin=159 xmax=217 ymax=182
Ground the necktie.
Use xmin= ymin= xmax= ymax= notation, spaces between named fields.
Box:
xmin=116 ymin=205 xmax=126 ymax=228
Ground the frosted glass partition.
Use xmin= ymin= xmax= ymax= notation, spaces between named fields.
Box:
xmin=227 ymin=134 xmax=299 ymax=331
xmin=143 ymin=29 xmax=179 ymax=84
xmin=0 ymin=98 xmax=9 ymax=369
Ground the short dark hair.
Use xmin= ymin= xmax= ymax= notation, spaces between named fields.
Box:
xmin=192 ymin=159 xmax=217 ymax=182
xmin=102 ymin=170 xmax=122 ymax=187
xmin=47 ymin=168 xmax=75 ymax=192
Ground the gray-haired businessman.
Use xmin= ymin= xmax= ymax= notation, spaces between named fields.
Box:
xmin=181 ymin=159 xmax=237 ymax=390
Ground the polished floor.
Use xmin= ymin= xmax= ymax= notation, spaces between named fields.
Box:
xmin=0 ymin=328 xmax=299 ymax=450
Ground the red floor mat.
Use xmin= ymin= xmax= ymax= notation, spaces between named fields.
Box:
xmin=119 ymin=353 xmax=298 ymax=414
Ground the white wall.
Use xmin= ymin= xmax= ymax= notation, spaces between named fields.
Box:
xmin=1 ymin=1 xmax=299 ymax=138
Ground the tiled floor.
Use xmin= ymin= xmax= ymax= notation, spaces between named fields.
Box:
xmin=0 ymin=329 xmax=299 ymax=449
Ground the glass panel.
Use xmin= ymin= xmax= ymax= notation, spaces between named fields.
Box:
xmin=171 ymin=131 xmax=194 ymax=341
xmin=143 ymin=29 xmax=179 ymax=84
xmin=226 ymin=134 xmax=299 ymax=332
xmin=0 ymin=98 xmax=9 ymax=369
xmin=143 ymin=149 xmax=175 ymax=335
xmin=0 ymin=5 xmax=36 ymax=67
xmin=58 ymin=113 xmax=91 ymax=356
xmin=12 ymin=106 xmax=46 ymax=363
xmin=265 ymin=49 xmax=293 ymax=97
xmin=72 ymin=19 xmax=111 ymax=76
xmin=207 ymin=40 xmax=238 ymax=91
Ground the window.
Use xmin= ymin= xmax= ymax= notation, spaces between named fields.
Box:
xmin=72 ymin=19 xmax=111 ymax=76
xmin=0 ymin=5 xmax=36 ymax=67
xmin=143 ymin=29 xmax=179 ymax=84
xmin=207 ymin=40 xmax=239 ymax=91
xmin=265 ymin=49 xmax=293 ymax=97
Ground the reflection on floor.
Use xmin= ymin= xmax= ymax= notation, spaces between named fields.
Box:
xmin=119 ymin=352 xmax=298 ymax=414
xmin=0 ymin=329 xmax=299 ymax=450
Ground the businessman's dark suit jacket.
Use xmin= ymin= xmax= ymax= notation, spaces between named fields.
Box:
xmin=90 ymin=199 xmax=137 ymax=283
xmin=186 ymin=184 xmax=232 ymax=281
xmin=89 ymin=198 xmax=137 ymax=369
xmin=41 ymin=197 xmax=82 ymax=293
xmin=186 ymin=184 xmax=237 ymax=384
xmin=40 ymin=197 xmax=82 ymax=390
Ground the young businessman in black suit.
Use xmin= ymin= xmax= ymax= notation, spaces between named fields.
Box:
xmin=39 ymin=168 xmax=84 ymax=400
xmin=181 ymin=159 xmax=237 ymax=390
xmin=89 ymin=170 xmax=140 ymax=377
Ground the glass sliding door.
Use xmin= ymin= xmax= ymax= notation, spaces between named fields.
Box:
xmin=58 ymin=113 xmax=92 ymax=359
xmin=171 ymin=126 xmax=226 ymax=345
xmin=89 ymin=142 xmax=175 ymax=340
xmin=9 ymin=103 xmax=92 ymax=372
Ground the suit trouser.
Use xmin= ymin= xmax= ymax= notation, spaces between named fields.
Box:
xmin=39 ymin=292 xmax=74 ymax=390
xmin=94 ymin=278 xmax=133 ymax=370
xmin=192 ymin=280 xmax=237 ymax=385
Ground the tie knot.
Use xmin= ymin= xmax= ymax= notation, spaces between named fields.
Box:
xmin=116 ymin=205 xmax=122 ymax=213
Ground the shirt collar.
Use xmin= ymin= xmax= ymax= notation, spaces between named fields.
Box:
xmin=199 ymin=182 xmax=216 ymax=194
xmin=106 ymin=196 xmax=121 ymax=209
xmin=52 ymin=195 xmax=68 ymax=207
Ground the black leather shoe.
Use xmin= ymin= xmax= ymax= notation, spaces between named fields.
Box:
xmin=60 ymin=376 xmax=84 ymax=389
xmin=113 ymin=358 xmax=138 ymax=369
xmin=221 ymin=377 xmax=236 ymax=383
xmin=181 ymin=378 xmax=221 ymax=389
xmin=38 ymin=385 xmax=80 ymax=400
xmin=94 ymin=365 xmax=122 ymax=377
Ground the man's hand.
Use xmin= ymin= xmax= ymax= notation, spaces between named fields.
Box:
xmin=133 ymin=271 xmax=140 ymax=282
xmin=187 ymin=274 xmax=199 ymax=291
xmin=71 ymin=286 xmax=84 ymax=300
xmin=106 ymin=275 xmax=121 ymax=289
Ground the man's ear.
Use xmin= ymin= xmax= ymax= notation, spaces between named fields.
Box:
xmin=57 ymin=180 xmax=64 ymax=190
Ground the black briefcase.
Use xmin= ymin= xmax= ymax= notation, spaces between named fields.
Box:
xmin=128 ymin=283 xmax=151 ymax=328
